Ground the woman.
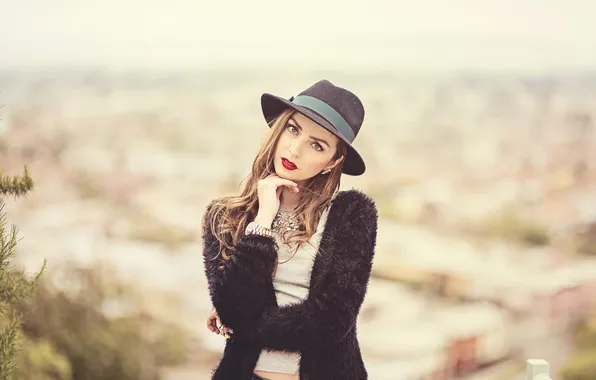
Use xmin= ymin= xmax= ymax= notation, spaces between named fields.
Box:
xmin=201 ymin=80 xmax=378 ymax=380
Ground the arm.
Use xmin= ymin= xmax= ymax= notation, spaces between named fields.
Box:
xmin=250 ymin=192 xmax=378 ymax=351
xmin=202 ymin=201 xmax=277 ymax=334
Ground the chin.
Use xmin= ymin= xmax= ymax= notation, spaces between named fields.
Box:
xmin=275 ymin=169 xmax=294 ymax=179
xmin=274 ymin=164 xmax=301 ymax=181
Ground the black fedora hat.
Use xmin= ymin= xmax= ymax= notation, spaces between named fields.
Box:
xmin=260 ymin=80 xmax=366 ymax=176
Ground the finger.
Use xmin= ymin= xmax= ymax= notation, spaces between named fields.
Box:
xmin=273 ymin=179 xmax=298 ymax=189
xmin=262 ymin=175 xmax=297 ymax=188
xmin=207 ymin=319 xmax=219 ymax=334
xmin=288 ymin=184 xmax=299 ymax=193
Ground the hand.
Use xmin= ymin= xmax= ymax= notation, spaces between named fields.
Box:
xmin=206 ymin=306 xmax=234 ymax=338
xmin=255 ymin=173 xmax=299 ymax=226
xmin=206 ymin=306 xmax=221 ymax=335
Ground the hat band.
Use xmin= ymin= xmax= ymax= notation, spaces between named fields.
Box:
xmin=291 ymin=95 xmax=355 ymax=142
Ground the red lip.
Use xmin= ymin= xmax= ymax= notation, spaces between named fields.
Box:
xmin=281 ymin=157 xmax=297 ymax=170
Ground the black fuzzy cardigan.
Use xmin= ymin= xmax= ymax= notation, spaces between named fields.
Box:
xmin=201 ymin=189 xmax=378 ymax=380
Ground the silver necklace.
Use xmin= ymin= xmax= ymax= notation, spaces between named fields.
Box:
xmin=272 ymin=208 xmax=302 ymax=265
xmin=271 ymin=208 xmax=301 ymax=234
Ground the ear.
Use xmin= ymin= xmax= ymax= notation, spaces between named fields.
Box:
xmin=323 ymin=155 xmax=345 ymax=172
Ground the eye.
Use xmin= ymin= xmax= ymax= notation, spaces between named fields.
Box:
xmin=287 ymin=125 xmax=298 ymax=134
xmin=312 ymin=143 xmax=323 ymax=152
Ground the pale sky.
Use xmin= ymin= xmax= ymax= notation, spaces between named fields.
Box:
xmin=1 ymin=0 xmax=595 ymax=71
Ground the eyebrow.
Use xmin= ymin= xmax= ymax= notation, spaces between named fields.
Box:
xmin=288 ymin=118 xmax=331 ymax=148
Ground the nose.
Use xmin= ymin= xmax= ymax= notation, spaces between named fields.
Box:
xmin=288 ymin=140 xmax=301 ymax=158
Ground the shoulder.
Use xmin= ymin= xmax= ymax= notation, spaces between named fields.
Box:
xmin=329 ymin=189 xmax=378 ymax=232
xmin=202 ymin=198 xmax=216 ymax=221
xmin=202 ymin=197 xmax=225 ymax=232
xmin=203 ymin=196 xmax=229 ymax=215
xmin=203 ymin=197 xmax=218 ymax=214
xmin=328 ymin=190 xmax=378 ymax=261
xmin=333 ymin=189 xmax=377 ymax=219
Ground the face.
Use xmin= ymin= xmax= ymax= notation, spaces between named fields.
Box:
xmin=273 ymin=112 xmax=343 ymax=183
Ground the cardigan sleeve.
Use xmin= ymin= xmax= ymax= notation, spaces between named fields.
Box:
xmin=201 ymin=201 xmax=278 ymax=333
xmin=250 ymin=193 xmax=378 ymax=351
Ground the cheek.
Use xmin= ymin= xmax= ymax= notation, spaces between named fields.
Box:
xmin=276 ymin=134 xmax=291 ymax=151
xmin=273 ymin=140 xmax=284 ymax=156
xmin=304 ymin=154 xmax=332 ymax=171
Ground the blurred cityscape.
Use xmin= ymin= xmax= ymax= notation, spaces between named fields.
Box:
xmin=1 ymin=67 xmax=596 ymax=380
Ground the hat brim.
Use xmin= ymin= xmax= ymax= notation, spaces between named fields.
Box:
xmin=261 ymin=93 xmax=365 ymax=176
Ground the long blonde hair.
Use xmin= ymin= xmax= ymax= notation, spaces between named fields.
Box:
xmin=204 ymin=108 xmax=346 ymax=265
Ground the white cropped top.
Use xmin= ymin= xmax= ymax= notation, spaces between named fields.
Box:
xmin=253 ymin=205 xmax=330 ymax=376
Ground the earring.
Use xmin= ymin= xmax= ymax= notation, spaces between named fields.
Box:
xmin=321 ymin=168 xmax=331 ymax=175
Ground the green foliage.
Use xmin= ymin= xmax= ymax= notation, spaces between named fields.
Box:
xmin=560 ymin=348 xmax=596 ymax=380
xmin=0 ymin=319 xmax=21 ymax=378
xmin=128 ymin=222 xmax=196 ymax=250
xmin=18 ymin=267 xmax=188 ymax=380
xmin=560 ymin=317 xmax=596 ymax=380
xmin=376 ymin=196 xmax=400 ymax=219
xmin=0 ymin=166 xmax=34 ymax=197
xmin=482 ymin=207 xmax=550 ymax=246
xmin=574 ymin=222 xmax=596 ymax=256
xmin=1 ymin=162 xmax=188 ymax=379
xmin=519 ymin=225 xmax=551 ymax=246
xmin=572 ymin=318 xmax=596 ymax=352
xmin=577 ymin=242 xmax=596 ymax=256
xmin=491 ymin=362 xmax=523 ymax=380
xmin=16 ymin=337 xmax=71 ymax=380
xmin=121 ymin=207 xmax=196 ymax=249
xmin=0 ymin=165 xmax=46 ymax=380
xmin=71 ymin=170 xmax=102 ymax=199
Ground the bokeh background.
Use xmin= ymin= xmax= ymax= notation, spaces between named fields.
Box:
xmin=1 ymin=1 xmax=596 ymax=379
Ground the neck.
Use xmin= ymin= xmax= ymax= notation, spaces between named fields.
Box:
xmin=279 ymin=186 xmax=300 ymax=211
